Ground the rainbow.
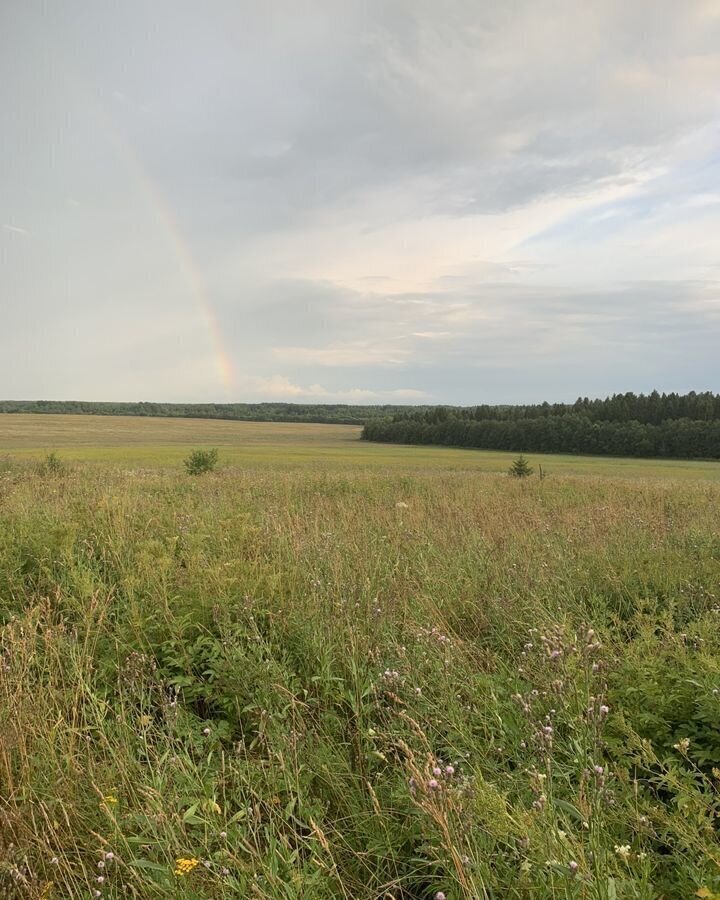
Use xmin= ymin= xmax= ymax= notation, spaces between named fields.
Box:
xmin=118 ymin=153 xmax=237 ymax=398
xmin=61 ymin=57 xmax=237 ymax=399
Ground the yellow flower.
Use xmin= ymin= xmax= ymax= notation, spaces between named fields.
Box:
xmin=174 ymin=857 xmax=199 ymax=876
xmin=102 ymin=794 xmax=118 ymax=806
xmin=40 ymin=882 xmax=54 ymax=899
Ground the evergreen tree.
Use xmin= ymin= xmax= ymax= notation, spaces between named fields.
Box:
xmin=508 ymin=455 xmax=534 ymax=478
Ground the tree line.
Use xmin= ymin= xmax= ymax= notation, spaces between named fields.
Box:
xmin=0 ymin=400 xmax=428 ymax=426
xmin=361 ymin=391 xmax=720 ymax=459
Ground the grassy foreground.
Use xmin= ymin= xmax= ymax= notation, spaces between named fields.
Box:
xmin=1 ymin=419 xmax=720 ymax=898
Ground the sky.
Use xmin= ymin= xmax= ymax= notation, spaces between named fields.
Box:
xmin=2 ymin=0 xmax=719 ymax=405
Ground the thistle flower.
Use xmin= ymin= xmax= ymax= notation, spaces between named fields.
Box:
xmin=428 ymin=778 xmax=439 ymax=790
xmin=435 ymin=893 xmax=446 ymax=900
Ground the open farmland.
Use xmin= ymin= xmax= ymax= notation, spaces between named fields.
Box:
xmin=0 ymin=415 xmax=719 ymax=898
xmin=3 ymin=413 xmax=720 ymax=479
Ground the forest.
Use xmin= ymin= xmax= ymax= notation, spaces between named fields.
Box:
xmin=0 ymin=400 xmax=424 ymax=426
xmin=362 ymin=391 xmax=720 ymax=459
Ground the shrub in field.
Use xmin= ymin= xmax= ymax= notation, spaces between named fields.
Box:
xmin=184 ymin=447 xmax=219 ymax=475
xmin=36 ymin=451 xmax=67 ymax=476
xmin=508 ymin=454 xmax=534 ymax=477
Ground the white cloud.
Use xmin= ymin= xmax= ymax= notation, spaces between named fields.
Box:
xmin=234 ymin=374 xmax=429 ymax=402
xmin=2 ymin=223 xmax=30 ymax=235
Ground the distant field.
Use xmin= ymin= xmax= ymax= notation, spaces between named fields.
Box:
xmin=2 ymin=413 xmax=720 ymax=479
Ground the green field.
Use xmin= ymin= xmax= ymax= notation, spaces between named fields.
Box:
xmin=1 ymin=415 xmax=720 ymax=898
xmin=2 ymin=413 xmax=720 ymax=479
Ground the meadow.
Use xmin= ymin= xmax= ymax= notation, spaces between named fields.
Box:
xmin=1 ymin=415 xmax=719 ymax=898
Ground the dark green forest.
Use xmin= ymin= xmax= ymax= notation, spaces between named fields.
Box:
xmin=4 ymin=393 xmax=720 ymax=458
xmin=361 ymin=391 xmax=720 ymax=459
xmin=0 ymin=400 xmax=425 ymax=426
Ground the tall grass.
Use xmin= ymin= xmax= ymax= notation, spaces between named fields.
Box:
xmin=1 ymin=460 xmax=719 ymax=897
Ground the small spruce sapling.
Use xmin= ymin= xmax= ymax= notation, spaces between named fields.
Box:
xmin=508 ymin=455 xmax=534 ymax=478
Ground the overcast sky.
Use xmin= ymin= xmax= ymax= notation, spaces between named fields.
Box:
xmin=2 ymin=1 xmax=719 ymax=404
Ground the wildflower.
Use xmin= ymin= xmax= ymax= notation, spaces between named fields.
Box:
xmin=674 ymin=737 xmax=690 ymax=754
xmin=50 ymin=857 xmax=59 ymax=865
xmin=428 ymin=778 xmax=439 ymax=790
xmin=97 ymin=861 xmax=105 ymax=870
xmin=433 ymin=766 xmax=442 ymax=776
xmin=415 ymin=687 xmax=422 ymax=695
xmin=593 ymin=765 xmax=604 ymax=776
xmin=203 ymin=727 xmax=211 ymax=736
xmin=445 ymin=765 xmax=455 ymax=776
xmin=104 ymin=852 xmax=114 ymax=861
xmin=569 ymin=861 xmax=578 ymax=875
xmin=599 ymin=704 xmax=609 ymax=716
xmin=614 ymin=844 xmax=631 ymax=860
xmin=220 ymin=831 xmax=227 ymax=839
xmin=174 ymin=857 xmax=200 ymax=876
xmin=435 ymin=893 xmax=446 ymax=900
xmin=101 ymin=794 xmax=117 ymax=806
xmin=94 ymin=892 xmax=101 ymax=898
xmin=97 ymin=876 xmax=104 ymax=883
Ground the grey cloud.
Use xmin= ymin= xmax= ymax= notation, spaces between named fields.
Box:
xmin=2 ymin=1 xmax=719 ymax=402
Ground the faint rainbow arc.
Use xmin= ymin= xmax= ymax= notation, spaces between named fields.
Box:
xmin=110 ymin=140 xmax=237 ymax=400
xmin=44 ymin=42 xmax=237 ymax=398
